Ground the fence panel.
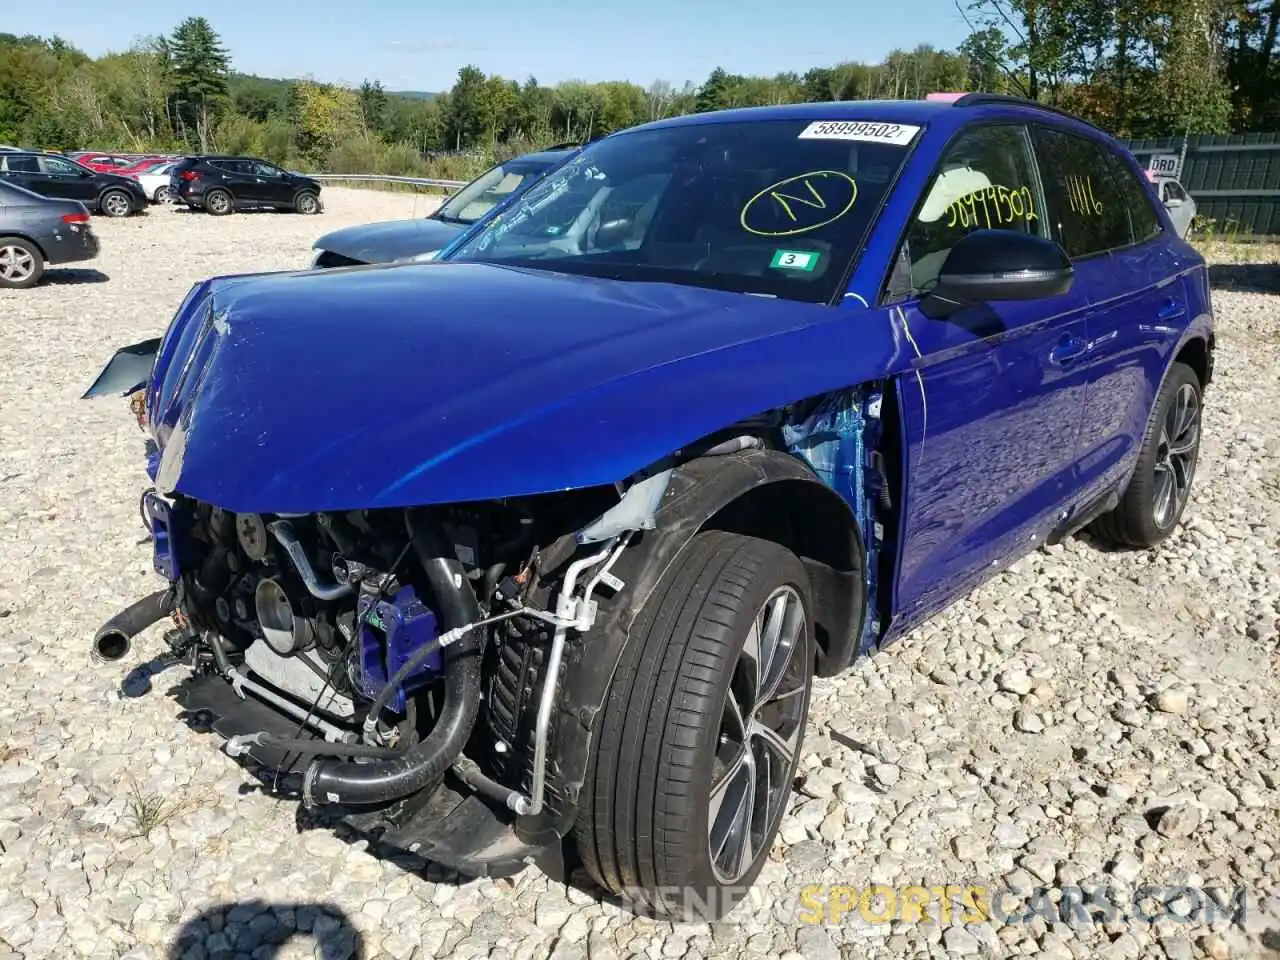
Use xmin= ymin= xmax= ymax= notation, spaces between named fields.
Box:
xmin=1123 ymin=133 xmax=1280 ymax=236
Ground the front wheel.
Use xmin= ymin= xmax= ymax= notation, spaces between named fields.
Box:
xmin=294 ymin=191 xmax=320 ymax=215
xmin=99 ymin=189 xmax=133 ymax=218
xmin=576 ymin=531 xmax=814 ymax=921
xmin=1092 ymin=361 xmax=1203 ymax=547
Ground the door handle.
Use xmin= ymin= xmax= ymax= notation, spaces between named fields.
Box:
xmin=1157 ymin=298 xmax=1186 ymax=322
xmin=1049 ymin=336 xmax=1087 ymax=366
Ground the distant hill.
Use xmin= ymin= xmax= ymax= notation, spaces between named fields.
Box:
xmin=387 ymin=90 xmax=439 ymax=101
xmin=229 ymin=72 xmax=438 ymax=103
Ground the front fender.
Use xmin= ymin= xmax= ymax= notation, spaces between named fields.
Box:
xmin=515 ymin=448 xmax=865 ymax=845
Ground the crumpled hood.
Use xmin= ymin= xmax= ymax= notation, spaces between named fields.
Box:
xmin=147 ymin=262 xmax=907 ymax=513
xmin=312 ymin=217 xmax=464 ymax=263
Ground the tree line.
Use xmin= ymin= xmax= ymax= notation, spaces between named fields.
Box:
xmin=0 ymin=5 xmax=1275 ymax=182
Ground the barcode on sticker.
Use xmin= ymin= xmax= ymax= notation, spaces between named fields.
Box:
xmin=798 ymin=121 xmax=921 ymax=145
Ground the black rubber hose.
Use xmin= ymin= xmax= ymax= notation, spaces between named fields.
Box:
xmin=92 ymin=590 xmax=171 ymax=663
xmin=302 ymin=509 xmax=484 ymax=807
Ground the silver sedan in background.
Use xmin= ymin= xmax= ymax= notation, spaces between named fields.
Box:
xmin=1155 ymin=175 xmax=1196 ymax=239
xmin=0 ymin=180 xmax=99 ymax=288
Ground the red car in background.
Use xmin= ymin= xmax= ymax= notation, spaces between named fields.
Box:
xmin=69 ymin=153 xmax=164 ymax=174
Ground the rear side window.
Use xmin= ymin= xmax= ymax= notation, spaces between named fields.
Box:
xmin=1031 ymin=128 xmax=1133 ymax=258
xmin=1105 ymin=153 xmax=1163 ymax=244
xmin=4 ymin=156 xmax=40 ymax=173
xmin=210 ymin=160 xmax=248 ymax=175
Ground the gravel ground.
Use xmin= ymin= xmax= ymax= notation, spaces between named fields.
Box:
xmin=1 ymin=191 xmax=1278 ymax=960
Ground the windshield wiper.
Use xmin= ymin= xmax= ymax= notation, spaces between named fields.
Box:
xmin=433 ymin=213 xmax=471 ymax=225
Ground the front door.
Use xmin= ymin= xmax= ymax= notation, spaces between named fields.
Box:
xmin=247 ymin=161 xmax=295 ymax=205
xmin=880 ymin=122 xmax=1091 ymax=632
xmin=39 ymin=155 xmax=100 ymax=203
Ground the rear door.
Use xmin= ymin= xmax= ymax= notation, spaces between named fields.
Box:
xmin=883 ymin=122 xmax=1092 ymax=629
xmin=1030 ymin=127 xmax=1197 ymax=509
xmin=0 ymin=155 xmax=48 ymax=194
xmin=207 ymin=159 xmax=256 ymax=201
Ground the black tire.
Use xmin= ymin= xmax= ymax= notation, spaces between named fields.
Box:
xmin=205 ymin=189 xmax=233 ymax=216
xmin=1091 ymin=361 xmax=1203 ymax=548
xmin=153 ymin=186 xmax=172 ymax=204
xmin=0 ymin=236 xmax=44 ymax=289
xmin=575 ymin=531 xmax=814 ymax=921
xmin=294 ymin=191 xmax=321 ymax=215
xmin=99 ymin=189 xmax=133 ymax=218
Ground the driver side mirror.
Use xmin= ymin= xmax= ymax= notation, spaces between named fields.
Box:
xmin=921 ymin=230 xmax=1074 ymax=319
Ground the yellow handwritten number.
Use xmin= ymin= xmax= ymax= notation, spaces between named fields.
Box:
xmin=741 ymin=171 xmax=857 ymax=237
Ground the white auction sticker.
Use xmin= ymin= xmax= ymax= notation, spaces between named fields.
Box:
xmin=798 ymin=121 xmax=921 ymax=145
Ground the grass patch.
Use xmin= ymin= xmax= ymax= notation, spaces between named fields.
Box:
xmin=122 ymin=782 xmax=180 ymax=839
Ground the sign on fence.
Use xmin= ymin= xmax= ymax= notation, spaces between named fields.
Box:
xmin=1146 ymin=153 xmax=1182 ymax=179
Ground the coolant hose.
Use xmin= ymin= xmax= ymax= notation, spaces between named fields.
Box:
xmin=91 ymin=590 xmax=172 ymax=663
xmin=301 ymin=509 xmax=484 ymax=807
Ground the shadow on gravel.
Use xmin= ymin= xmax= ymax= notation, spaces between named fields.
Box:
xmin=41 ymin=268 xmax=109 ymax=285
xmin=1208 ymin=262 xmax=1280 ymax=293
xmin=167 ymin=900 xmax=365 ymax=958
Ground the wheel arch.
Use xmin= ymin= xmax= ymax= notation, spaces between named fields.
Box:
xmin=520 ymin=447 xmax=868 ymax=846
xmin=0 ymin=232 xmax=47 ymax=260
xmin=1174 ymin=329 xmax=1214 ymax=390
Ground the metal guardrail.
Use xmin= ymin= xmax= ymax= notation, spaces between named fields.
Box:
xmin=305 ymin=173 xmax=468 ymax=193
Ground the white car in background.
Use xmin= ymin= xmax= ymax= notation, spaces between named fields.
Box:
xmin=1154 ymin=175 xmax=1196 ymax=239
xmin=133 ymin=161 xmax=178 ymax=204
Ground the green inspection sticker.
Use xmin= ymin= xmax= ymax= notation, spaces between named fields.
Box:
xmin=770 ymin=249 xmax=820 ymax=271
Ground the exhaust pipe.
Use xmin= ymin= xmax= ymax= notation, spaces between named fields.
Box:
xmin=92 ymin=590 xmax=172 ymax=663
xmin=301 ymin=509 xmax=484 ymax=807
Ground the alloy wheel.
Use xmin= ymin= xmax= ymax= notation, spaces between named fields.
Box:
xmin=1153 ymin=382 xmax=1200 ymax=528
xmin=708 ymin=585 xmax=808 ymax=884
xmin=103 ymin=192 xmax=130 ymax=217
xmin=297 ymin=194 xmax=318 ymax=214
xmin=208 ymin=193 xmax=230 ymax=214
xmin=0 ymin=244 xmax=36 ymax=284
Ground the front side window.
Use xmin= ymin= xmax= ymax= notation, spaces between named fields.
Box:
xmin=889 ymin=123 xmax=1045 ymax=298
xmin=1031 ymin=128 xmax=1132 ymax=258
xmin=436 ymin=161 xmax=552 ymax=225
xmin=41 ymin=156 xmax=83 ymax=176
xmin=445 ymin=119 xmax=921 ymax=303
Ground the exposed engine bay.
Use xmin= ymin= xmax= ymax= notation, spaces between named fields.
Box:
xmin=96 ymin=485 xmax=635 ymax=833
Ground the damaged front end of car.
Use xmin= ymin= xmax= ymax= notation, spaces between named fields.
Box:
xmin=84 ymin=263 xmax=906 ymax=882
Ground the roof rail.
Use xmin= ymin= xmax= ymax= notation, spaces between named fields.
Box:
xmin=952 ymin=93 xmax=1082 ymax=123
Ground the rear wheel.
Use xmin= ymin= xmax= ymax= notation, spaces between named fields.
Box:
xmin=294 ymin=191 xmax=320 ymax=215
xmin=1092 ymin=361 xmax=1202 ymax=547
xmin=153 ymin=186 xmax=172 ymax=204
xmin=0 ymin=237 xmax=43 ymax=289
xmin=576 ymin=531 xmax=814 ymax=921
xmin=99 ymin=189 xmax=133 ymax=218
xmin=205 ymin=189 xmax=233 ymax=216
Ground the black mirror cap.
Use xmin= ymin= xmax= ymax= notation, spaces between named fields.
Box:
xmin=924 ymin=230 xmax=1073 ymax=317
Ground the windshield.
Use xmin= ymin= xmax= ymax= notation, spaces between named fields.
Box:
xmin=444 ymin=119 xmax=920 ymax=303
xmin=436 ymin=159 xmax=556 ymax=224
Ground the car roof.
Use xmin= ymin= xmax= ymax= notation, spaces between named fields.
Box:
xmin=621 ymin=96 xmax=1111 ymax=143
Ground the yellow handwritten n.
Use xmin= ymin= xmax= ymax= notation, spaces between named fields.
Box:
xmin=770 ymin=179 xmax=828 ymax=222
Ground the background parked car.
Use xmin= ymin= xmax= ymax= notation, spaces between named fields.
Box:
xmin=68 ymin=153 xmax=146 ymax=173
xmin=0 ymin=152 xmax=147 ymax=217
xmin=1155 ymin=175 xmax=1196 ymax=237
xmin=0 ymin=179 xmax=98 ymax=288
xmin=130 ymin=160 xmax=180 ymax=204
xmin=169 ymin=156 xmax=322 ymax=215
xmin=311 ymin=144 xmax=580 ymax=268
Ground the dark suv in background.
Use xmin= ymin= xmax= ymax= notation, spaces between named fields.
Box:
xmin=0 ymin=151 xmax=148 ymax=217
xmin=170 ymin=156 xmax=323 ymax=216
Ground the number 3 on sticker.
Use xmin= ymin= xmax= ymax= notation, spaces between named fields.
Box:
xmin=770 ymin=250 xmax=819 ymax=271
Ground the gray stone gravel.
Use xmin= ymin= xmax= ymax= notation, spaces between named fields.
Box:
xmin=1 ymin=195 xmax=1278 ymax=959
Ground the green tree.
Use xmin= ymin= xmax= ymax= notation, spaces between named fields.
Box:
xmin=358 ymin=79 xmax=389 ymax=136
xmin=167 ymin=16 xmax=231 ymax=151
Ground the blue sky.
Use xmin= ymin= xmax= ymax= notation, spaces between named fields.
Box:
xmin=9 ymin=0 xmax=971 ymax=92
